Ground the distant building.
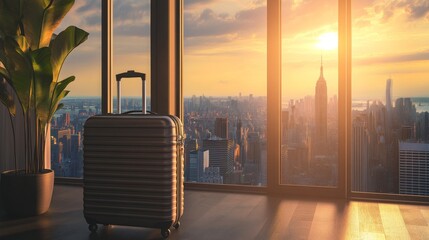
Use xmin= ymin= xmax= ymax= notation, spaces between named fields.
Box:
xmin=201 ymin=167 xmax=223 ymax=184
xmin=58 ymin=129 xmax=72 ymax=159
xmin=281 ymin=111 xmax=289 ymax=145
xmin=185 ymin=139 xmax=198 ymax=181
xmin=243 ymin=132 xmax=261 ymax=184
xmin=203 ymin=138 xmax=234 ymax=179
xmin=236 ymin=118 xmax=242 ymax=145
xmin=399 ymin=142 xmax=429 ymax=196
xmin=214 ymin=117 xmax=228 ymax=139
xmin=188 ymin=150 xmax=209 ymax=182
xmin=352 ymin=117 xmax=369 ymax=191
xmin=314 ymin=58 xmax=327 ymax=155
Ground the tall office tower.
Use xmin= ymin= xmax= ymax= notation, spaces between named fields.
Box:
xmin=203 ymin=138 xmax=234 ymax=178
xmin=63 ymin=112 xmax=71 ymax=127
xmin=352 ymin=117 xmax=370 ymax=191
xmin=236 ymin=119 xmax=242 ymax=145
xmin=214 ymin=117 xmax=228 ymax=139
xmin=314 ymin=58 xmax=327 ymax=154
xmin=184 ymin=139 xmax=198 ymax=181
xmin=70 ymin=133 xmax=82 ymax=177
xmin=281 ymin=111 xmax=289 ymax=145
xmin=243 ymin=132 xmax=261 ymax=184
xmin=399 ymin=142 xmax=429 ymax=196
xmin=385 ymin=79 xmax=394 ymax=190
xmin=246 ymin=132 xmax=261 ymax=164
xmin=51 ymin=137 xmax=63 ymax=164
xmin=58 ymin=129 xmax=72 ymax=159
xmin=188 ymin=149 xmax=209 ymax=182
xmin=71 ymin=133 xmax=81 ymax=159
xmin=395 ymin=98 xmax=417 ymax=126
xmin=386 ymin=79 xmax=393 ymax=114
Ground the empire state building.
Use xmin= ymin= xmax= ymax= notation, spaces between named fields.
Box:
xmin=314 ymin=58 xmax=327 ymax=153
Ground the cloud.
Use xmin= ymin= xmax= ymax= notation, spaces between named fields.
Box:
xmin=85 ymin=15 xmax=101 ymax=26
xmin=113 ymin=1 xmax=150 ymax=22
xmin=405 ymin=1 xmax=429 ymax=20
xmin=354 ymin=50 xmax=429 ymax=65
xmin=74 ymin=0 xmax=150 ymax=32
xmin=184 ymin=0 xmax=216 ymax=8
xmin=359 ymin=0 xmax=429 ymax=24
xmin=114 ymin=24 xmax=150 ymax=38
xmin=184 ymin=6 xmax=266 ymax=39
xmin=76 ymin=0 xmax=99 ymax=13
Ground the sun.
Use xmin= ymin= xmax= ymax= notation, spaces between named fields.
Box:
xmin=316 ymin=32 xmax=338 ymax=50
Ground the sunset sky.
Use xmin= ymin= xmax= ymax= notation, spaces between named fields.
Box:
xmin=58 ymin=0 xmax=429 ymax=101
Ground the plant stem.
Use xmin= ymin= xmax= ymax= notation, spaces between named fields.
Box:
xmin=8 ymin=113 xmax=17 ymax=174
xmin=23 ymin=109 xmax=28 ymax=173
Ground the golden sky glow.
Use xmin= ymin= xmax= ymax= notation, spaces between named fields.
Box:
xmin=57 ymin=0 xmax=429 ymax=101
xmin=316 ymin=32 xmax=338 ymax=51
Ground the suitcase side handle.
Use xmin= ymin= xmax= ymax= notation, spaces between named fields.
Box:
xmin=115 ymin=70 xmax=147 ymax=114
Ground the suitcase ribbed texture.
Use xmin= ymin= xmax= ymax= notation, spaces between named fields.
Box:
xmin=83 ymin=115 xmax=184 ymax=229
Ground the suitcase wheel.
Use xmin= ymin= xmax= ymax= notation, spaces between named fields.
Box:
xmin=88 ymin=224 xmax=98 ymax=233
xmin=173 ymin=221 xmax=181 ymax=229
xmin=161 ymin=228 xmax=171 ymax=238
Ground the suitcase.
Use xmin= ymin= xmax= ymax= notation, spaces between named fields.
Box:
xmin=83 ymin=70 xmax=184 ymax=238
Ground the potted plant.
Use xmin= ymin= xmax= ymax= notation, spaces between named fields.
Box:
xmin=0 ymin=0 xmax=88 ymax=217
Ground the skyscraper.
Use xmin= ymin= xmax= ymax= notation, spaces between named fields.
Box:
xmin=203 ymin=138 xmax=234 ymax=178
xmin=184 ymin=139 xmax=198 ymax=181
xmin=188 ymin=149 xmax=209 ymax=182
xmin=352 ymin=117 xmax=369 ymax=191
xmin=214 ymin=117 xmax=228 ymax=139
xmin=281 ymin=111 xmax=289 ymax=145
xmin=236 ymin=118 xmax=242 ymax=145
xmin=314 ymin=58 xmax=327 ymax=154
xmin=399 ymin=142 xmax=429 ymax=196
xmin=386 ymin=78 xmax=393 ymax=114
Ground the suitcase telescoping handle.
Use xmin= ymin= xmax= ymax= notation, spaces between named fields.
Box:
xmin=115 ymin=70 xmax=146 ymax=114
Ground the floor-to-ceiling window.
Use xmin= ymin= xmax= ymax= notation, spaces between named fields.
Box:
xmin=183 ymin=0 xmax=267 ymax=186
xmin=281 ymin=0 xmax=339 ymax=188
xmin=351 ymin=0 xmax=429 ymax=199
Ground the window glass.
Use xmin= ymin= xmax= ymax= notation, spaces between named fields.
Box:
xmin=281 ymin=0 xmax=339 ymax=187
xmin=351 ymin=0 xmax=429 ymax=196
xmin=183 ymin=0 xmax=267 ymax=186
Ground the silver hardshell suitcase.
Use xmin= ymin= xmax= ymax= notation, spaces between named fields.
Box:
xmin=83 ymin=71 xmax=184 ymax=238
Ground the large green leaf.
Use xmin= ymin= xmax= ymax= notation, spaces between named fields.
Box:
xmin=14 ymin=35 xmax=30 ymax=53
xmin=30 ymin=47 xmax=53 ymax=125
xmin=50 ymin=26 xmax=88 ymax=82
xmin=0 ymin=76 xmax=16 ymax=117
xmin=4 ymin=37 xmax=32 ymax=112
xmin=22 ymin=0 xmax=75 ymax=49
xmin=50 ymin=88 xmax=69 ymax=121
xmin=49 ymin=75 xmax=73 ymax=120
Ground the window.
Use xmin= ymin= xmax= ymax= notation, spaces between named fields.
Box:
xmin=183 ymin=0 xmax=267 ymax=186
xmin=90 ymin=0 xmax=429 ymax=202
xmin=351 ymin=0 xmax=429 ymax=198
xmin=281 ymin=0 xmax=339 ymax=187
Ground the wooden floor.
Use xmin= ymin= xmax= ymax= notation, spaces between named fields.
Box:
xmin=1 ymin=185 xmax=429 ymax=240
